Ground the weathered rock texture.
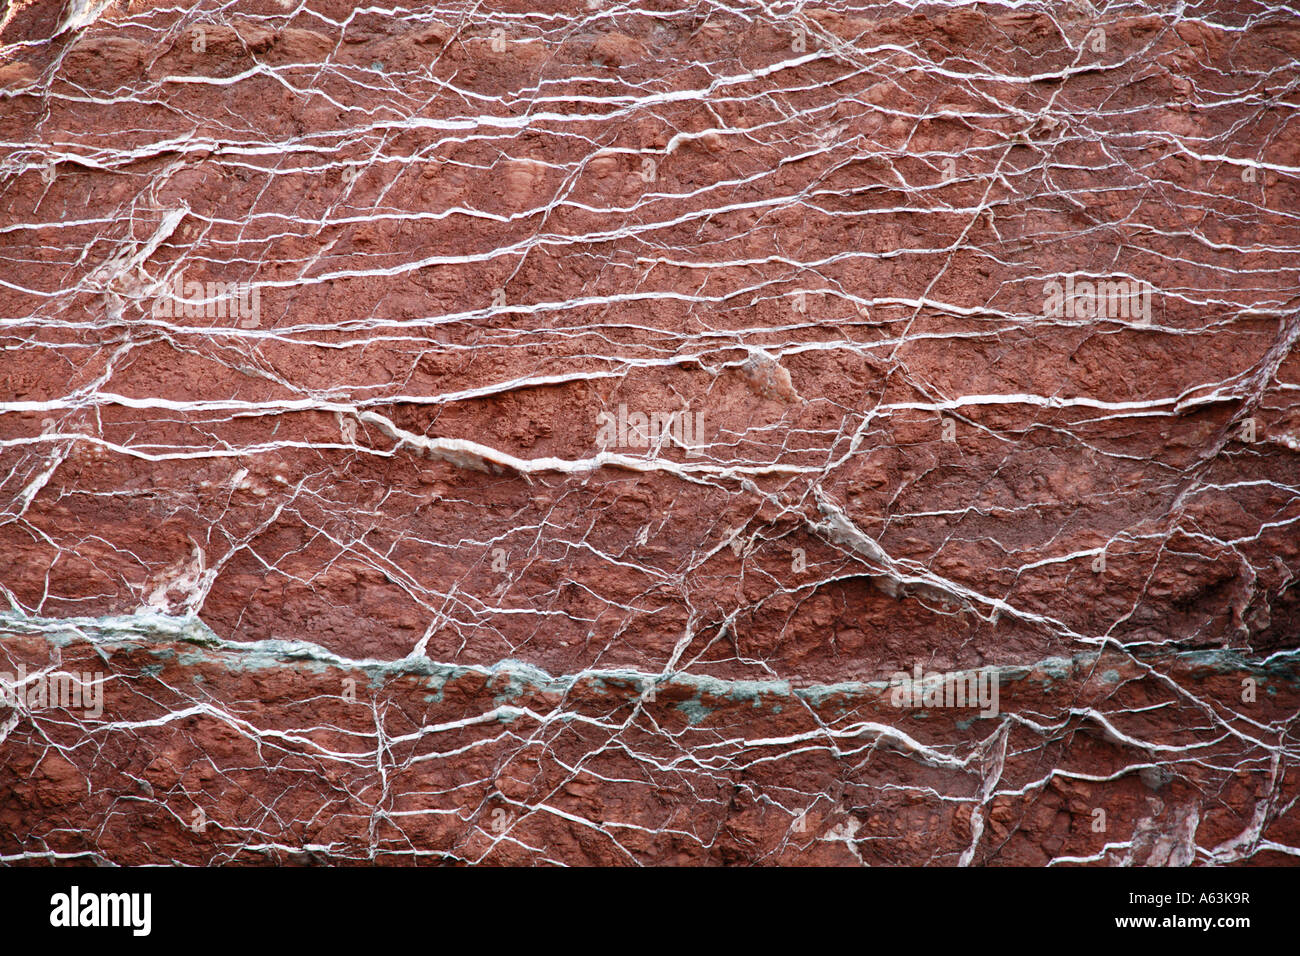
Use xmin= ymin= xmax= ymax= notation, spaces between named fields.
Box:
xmin=1 ymin=0 xmax=1298 ymax=865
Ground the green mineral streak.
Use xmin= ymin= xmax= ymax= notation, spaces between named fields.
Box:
xmin=1028 ymin=657 xmax=1074 ymax=684
xmin=2 ymin=613 xmax=1296 ymax=711
xmin=592 ymin=675 xmax=651 ymax=696
xmin=1176 ymin=647 xmax=1300 ymax=678
xmin=422 ymin=674 xmax=449 ymax=704
xmin=487 ymin=659 xmax=564 ymax=704
xmin=797 ymin=679 xmax=889 ymax=707
xmin=675 ymin=697 xmax=712 ymax=726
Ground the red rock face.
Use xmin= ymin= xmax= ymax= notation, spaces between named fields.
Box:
xmin=1 ymin=0 xmax=1298 ymax=865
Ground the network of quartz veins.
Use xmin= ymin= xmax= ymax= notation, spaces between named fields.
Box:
xmin=0 ymin=0 xmax=1297 ymax=864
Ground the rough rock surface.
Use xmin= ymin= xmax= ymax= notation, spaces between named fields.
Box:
xmin=1 ymin=0 xmax=1298 ymax=865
